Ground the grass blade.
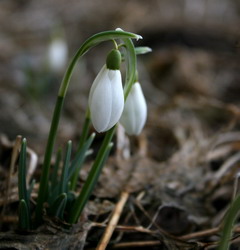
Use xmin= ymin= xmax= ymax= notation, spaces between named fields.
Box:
xmin=18 ymin=199 xmax=30 ymax=230
xmin=218 ymin=194 xmax=240 ymax=250
xmin=50 ymin=148 xmax=62 ymax=193
xmin=77 ymin=110 xmax=91 ymax=152
xmin=68 ymin=135 xmax=114 ymax=224
xmin=48 ymin=193 xmax=67 ymax=219
xmin=18 ymin=138 xmax=28 ymax=206
xmin=27 ymin=179 xmax=35 ymax=202
xmin=69 ymin=133 xmax=95 ymax=190
xmin=59 ymin=141 xmax=72 ymax=194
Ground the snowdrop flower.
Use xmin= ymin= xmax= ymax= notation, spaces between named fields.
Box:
xmin=120 ymin=82 xmax=147 ymax=135
xmin=88 ymin=49 xmax=124 ymax=133
xmin=48 ymin=37 xmax=68 ymax=72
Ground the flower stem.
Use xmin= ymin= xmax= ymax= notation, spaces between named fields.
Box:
xmin=35 ymin=95 xmax=64 ymax=225
xmin=58 ymin=30 xmax=142 ymax=98
xmin=77 ymin=109 xmax=91 ymax=152
xmin=122 ymin=38 xmax=137 ymax=100
xmin=68 ymin=127 xmax=115 ymax=224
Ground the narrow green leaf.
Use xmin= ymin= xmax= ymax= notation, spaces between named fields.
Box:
xmin=18 ymin=138 xmax=28 ymax=205
xmin=48 ymin=193 xmax=67 ymax=219
xmin=50 ymin=148 xmax=62 ymax=192
xmin=68 ymin=137 xmax=114 ymax=224
xmin=218 ymin=194 xmax=240 ymax=250
xmin=18 ymin=199 xmax=30 ymax=230
xmin=135 ymin=46 xmax=152 ymax=55
xmin=48 ymin=144 xmax=70 ymax=205
xmin=69 ymin=133 xmax=95 ymax=190
xmin=65 ymin=191 xmax=76 ymax=214
xmin=59 ymin=141 xmax=72 ymax=194
xmin=27 ymin=179 xmax=35 ymax=202
xmin=77 ymin=110 xmax=91 ymax=152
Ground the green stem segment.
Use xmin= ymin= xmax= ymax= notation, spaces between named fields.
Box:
xmin=68 ymin=127 xmax=115 ymax=224
xmin=35 ymin=96 xmax=64 ymax=225
xmin=35 ymin=30 xmax=140 ymax=226
xmin=122 ymin=38 xmax=137 ymax=100
xmin=218 ymin=195 xmax=240 ymax=250
xmin=77 ymin=109 xmax=91 ymax=152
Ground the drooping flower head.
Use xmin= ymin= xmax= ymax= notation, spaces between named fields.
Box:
xmin=88 ymin=49 xmax=124 ymax=133
xmin=120 ymin=82 xmax=147 ymax=135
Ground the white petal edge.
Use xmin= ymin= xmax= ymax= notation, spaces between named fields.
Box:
xmin=88 ymin=65 xmax=107 ymax=107
xmin=89 ymin=67 xmax=112 ymax=132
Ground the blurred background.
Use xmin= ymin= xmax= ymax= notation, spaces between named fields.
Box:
xmin=0 ymin=0 xmax=240 ymax=155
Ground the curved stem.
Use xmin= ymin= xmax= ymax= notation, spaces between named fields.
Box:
xmin=122 ymin=38 xmax=137 ymax=100
xmin=58 ymin=30 xmax=141 ymax=98
xmin=35 ymin=29 xmax=141 ymax=226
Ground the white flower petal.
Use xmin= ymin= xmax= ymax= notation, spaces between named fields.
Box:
xmin=120 ymin=82 xmax=147 ymax=135
xmin=132 ymin=83 xmax=147 ymax=134
xmin=88 ymin=67 xmax=124 ymax=133
xmin=120 ymin=94 xmax=135 ymax=135
xmin=88 ymin=65 xmax=107 ymax=106
xmin=104 ymin=70 xmax=124 ymax=131
xmin=89 ymin=70 xmax=112 ymax=132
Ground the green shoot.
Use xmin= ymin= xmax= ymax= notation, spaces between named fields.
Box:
xmin=218 ymin=194 xmax=240 ymax=250
xmin=18 ymin=138 xmax=31 ymax=230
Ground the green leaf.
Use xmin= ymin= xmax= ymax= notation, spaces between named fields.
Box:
xmin=69 ymin=133 xmax=95 ymax=190
xmin=218 ymin=194 xmax=240 ymax=250
xmin=77 ymin=110 xmax=91 ymax=152
xmin=27 ymin=179 xmax=35 ymax=202
xmin=59 ymin=141 xmax=72 ymax=194
xmin=68 ymin=139 xmax=114 ymax=224
xmin=65 ymin=191 xmax=76 ymax=214
xmin=18 ymin=138 xmax=28 ymax=205
xmin=135 ymin=46 xmax=152 ymax=55
xmin=48 ymin=193 xmax=67 ymax=219
xmin=18 ymin=199 xmax=30 ymax=230
xmin=50 ymin=148 xmax=62 ymax=192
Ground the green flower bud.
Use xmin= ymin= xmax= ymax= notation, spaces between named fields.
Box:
xmin=106 ymin=49 xmax=121 ymax=70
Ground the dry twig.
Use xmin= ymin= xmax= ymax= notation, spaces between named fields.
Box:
xmin=96 ymin=191 xmax=129 ymax=250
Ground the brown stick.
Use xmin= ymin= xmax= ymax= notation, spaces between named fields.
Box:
xmin=96 ymin=191 xmax=129 ymax=250
xmin=92 ymin=222 xmax=155 ymax=234
xmin=112 ymin=240 xmax=161 ymax=248
xmin=180 ymin=227 xmax=220 ymax=240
